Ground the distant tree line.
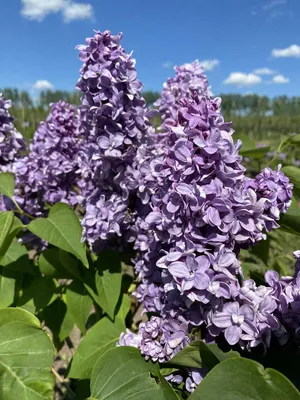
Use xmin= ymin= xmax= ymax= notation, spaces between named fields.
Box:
xmin=1 ymin=88 xmax=300 ymax=140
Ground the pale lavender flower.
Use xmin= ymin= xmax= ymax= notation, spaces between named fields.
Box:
xmin=117 ymin=329 xmax=142 ymax=347
xmin=185 ymin=368 xmax=208 ymax=393
xmin=154 ymin=61 xmax=211 ymax=125
xmin=0 ymin=93 xmax=26 ymax=168
xmin=213 ymin=301 xmax=257 ymax=345
xmin=138 ymin=317 xmax=190 ymax=363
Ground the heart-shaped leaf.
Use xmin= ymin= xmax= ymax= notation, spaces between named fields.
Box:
xmin=189 ymin=358 xmax=300 ymax=400
xmin=90 ymin=347 xmax=179 ymax=400
xmin=0 ymin=308 xmax=55 ymax=399
xmin=27 ymin=203 xmax=88 ymax=267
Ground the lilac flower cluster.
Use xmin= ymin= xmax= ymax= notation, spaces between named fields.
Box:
xmin=154 ymin=61 xmax=211 ymax=126
xmin=118 ymin=316 xmax=189 ymax=363
xmin=118 ymin=321 xmax=206 ymax=393
xmin=265 ymin=251 xmax=300 ymax=340
xmin=245 ymin=166 xmax=292 ymax=232
xmin=0 ymin=93 xmax=26 ymax=169
xmin=14 ymin=101 xmax=81 ymax=217
xmin=76 ymin=30 xmax=156 ymax=252
xmin=118 ymin=93 xmax=294 ymax=369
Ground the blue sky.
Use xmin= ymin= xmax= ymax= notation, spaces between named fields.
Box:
xmin=1 ymin=0 xmax=300 ymax=97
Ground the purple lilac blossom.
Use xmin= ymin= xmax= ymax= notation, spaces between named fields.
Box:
xmin=0 ymin=93 xmax=26 ymax=169
xmin=13 ymin=101 xmax=82 ymax=217
xmin=265 ymin=251 xmax=300 ymax=340
xmin=0 ymin=93 xmax=26 ymax=212
xmin=185 ymin=368 xmax=208 ymax=393
xmin=117 ymin=329 xmax=142 ymax=348
xmin=76 ymin=30 xmax=156 ymax=252
xmin=118 ymin=316 xmax=190 ymax=363
xmin=138 ymin=316 xmax=190 ymax=362
xmin=119 ymin=93 xmax=293 ymax=367
xmin=154 ymin=61 xmax=211 ymax=126
xmin=164 ymin=372 xmax=184 ymax=385
xmin=165 ymin=367 xmax=208 ymax=391
xmin=249 ymin=166 xmax=292 ymax=231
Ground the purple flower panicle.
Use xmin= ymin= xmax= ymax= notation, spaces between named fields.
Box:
xmin=76 ymin=30 xmax=155 ymax=251
xmin=14 ymin=101 xmax=82 ymax=217
xmin=0 ymin=93 xmax=26 ymax=169
xmin=154 ymin=61 xmax=211 ymax=126
xmin=119 ymin=92 xmax=294 ymax=383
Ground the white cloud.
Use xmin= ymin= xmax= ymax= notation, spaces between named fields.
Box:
xmin=199 ymin=59 xmax=220 ymax=71
xmin=33 ymin=80 xmax=54 ymax=90
xmin=253 ymin=68 xmax=277 ymax=75
xmin=272 ymin=74 xmax=289 ymax=84
xmin=263 ymin=0 xmax=286 ymax=10
xmin=162 ymin=62 xmax=173 ymax=68
xmin=21 ymin=0 xmax=93 ymax=22
xmin=21 ymin=0 xmax=67 ymax=20
xmin=272 ymin=44 xmax=300 ymax=58
xmin=63 ymin=3 xmax=93 ymax=22
xmin=223 ymin=72 xmax=262 ymax=87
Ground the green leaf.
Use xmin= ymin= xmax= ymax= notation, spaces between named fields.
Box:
xmin=198 ymin=342 xmax=240 ymax=369
xmin=250 ymin=236 xmax=270 ymax=265
xmin=290 ymin=196 xmax=299 ymax=210
xmin=165 ymin=340 xmax=240 ymax=370
xmin=27 ymin=203 xmax=88 ymax=267
xmin=253 ymin=344 xmax=300 ymax=390
xmin=189 ymin=358 xmax=300 ymax=400
xmin=68 ymin=305 xmax=126 ymax=379
xmin=90 ymin=346 xmax=179 ymax=400
xmin=84 ymin=250 xmax=122 ymax=319
xmin=234 ymin=135 xmax=256 ymax=151
xmin=0 ymin=211 xmax=14 ymax=253
xmin=41 ymin=298 xmax=74 ymax=347
xmin=39 ymin=249 xmax=61 ymax=277
xmin=282 ymin=166 xmax=300 ymax=188
xmin=281 ymin=134 xmax=300 ymax=149
xmin=66 ymin=281 xmax=92 ymax=334
xmin=0 ymin=217 xmax=24 ymax=261
xmin=17 ymin=277 xmax=57 ymax=312
xmin=114 ymin=294 xmax=131 ymax=329
xmin=0 ymin=267 xmax=20 ymax=308
xmin=39 ymin=248 xmax=81 ymax=279
xmin=233 ymin=134 xmax=270 ymax=158
xmin=0 ymin=172 xmax=15 ymax=198
xmin=289 ymin=134 xmax=300 ymax=145
xmin=240 ymin=146 xmax=271 ymax=159
xmin=279 ymin=209 xmax=300 ymax=236
xmin=58 ymin=249 xmax=82 ymax=279
xmin=166 ymin=340 xmax=202 ymax=368
xmin=1 ymin=238 xmax=33 ymax=274
xmin=0 ymin=307 xmax=55 ymax=400
xmin=282 ymin=166 xmax=300 ymax=198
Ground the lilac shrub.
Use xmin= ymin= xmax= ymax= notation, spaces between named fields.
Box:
xmin=76 ymin=30 xmax=156 ymax=251
xmin=0 ymin=93 xmax=26 ymax=169
xmin=154 ymin=61 xmax=211 ymax=126
xmin=119 ymin=93 xmax=294 ymax=366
